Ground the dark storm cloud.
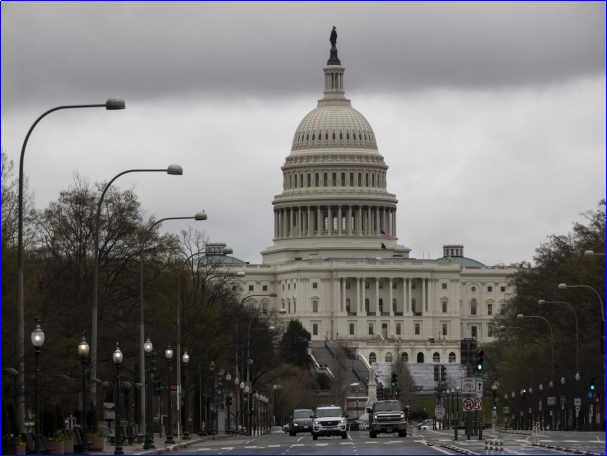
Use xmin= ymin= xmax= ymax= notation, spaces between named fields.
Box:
xmin=2 ymin=1 xmax=604 ymax=112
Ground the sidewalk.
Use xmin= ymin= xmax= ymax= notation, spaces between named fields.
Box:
xmin=89 ymin=435 xmax=231 ymax=456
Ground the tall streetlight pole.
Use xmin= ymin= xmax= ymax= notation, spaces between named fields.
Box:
xmin=226 ymin=372 xmax=232 ymax=435
xmin=559 ymin=281 xmax=605 ymax=431
xmin=16 ymin=98 xmax=125 ymax=432
xmin=350 ymin=383 xmax=360 ymax=419
xmin=90 ymin=165 xmax=184 ymax=406
xmin=31 ymin=319 xmax=45 ymax=453
xmin=138 ymin=212 xmax=207 ymax=430
xmin=78 ymin=335 xmax=90 ymax=455
xmin=273 ymin=384 xmax=282 ymax=427
xmin=143 ymin=338 xmax=155 ymax=450
xmin=113 ymin=344 xmax=124 ymax=456
xmin=182 ymin=351 xmax=191 ymax=441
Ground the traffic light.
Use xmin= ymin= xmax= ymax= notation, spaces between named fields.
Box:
xmin=441 ymin=365 xmax=447 ymax=383
xmin=591 ymin=377 xmax=596 ymax=391
xmin=477 ymin=350 xmax=485 ymax=372
xmin=493 ymin=388 xmax=497 ymax=410
xmin=434 ymin=365 xmax=440 ymax=383
xmin=391 ymin=373 xmax=398 ymax=388
xmin=597 ymin=393 xmax=601 ymax=405
xmin=250 ymin=406 xmax=256 ymax=415
xmin=522 ymin=389 xmax=527 ymax=400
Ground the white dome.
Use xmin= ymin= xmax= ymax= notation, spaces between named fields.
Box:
xmin=291 ymin=105 xmax=378 ymax=153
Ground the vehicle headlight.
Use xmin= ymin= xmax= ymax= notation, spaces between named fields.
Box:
xmin=314 ymin=421 xmax=319 ymax=426
xmin=340 ymin=420 xmax=345 ymax=425
xmin=373 ymin=414 xmax=379 ymax=420
xmin=400 ymin=413 xmax=406 ymax=421
xmin=294 ymin=423 xmax=299 ymax=427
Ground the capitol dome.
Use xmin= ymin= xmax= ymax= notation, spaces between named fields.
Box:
xmin=291 ymin=105 xmax=378 ymax=152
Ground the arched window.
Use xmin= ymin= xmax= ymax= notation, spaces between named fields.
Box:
xmin=372 ymin=174 xmax=375 ymax=187
xmin=385 ymin=353 xmax=393 ymax=363
xmin=312 ymin=133 xmax=315 ymax=141
xmin=353 ymin=133 xmax=357 ymax=141
xmin=301 ymin=174 xmax=304 ymax=188
xmin=324 ymin=173 xmax=328 ymax=187
xmin=290 ymin=175 xmax=293 ymax=189
xmin=326 ymin=133 xmax=329 ymax=141
xmin=393 ymin=299 xmax=397 ymax=313
xmin=308 ymin=174 xmax=312 ymax=188
xmin=471 ymin=299 xmax=478 ymax=316
xmin=333 ymin=215 xmax=338 ymax=231
xmin=369 ymin=353 xmax=377 ymax=364
xmin=332 ymin=173 xmax=337 ymax=186
xmin=366 ymin=174 xmax=369 ymax=187
xmin=379 ymin=299 xmax=384 ymax=313
xmin=347 ymin=132 xmax=350 ymax=141
xmin=365 ymin=299 xmax=370 ymax=313
xmin=341 ymin=173 xmax=346 ymax=187
xmin=294 ymin=175 xmax=298 ymax=188
xmin=346 ymin=299 xmax=351 ymax=313
xmin=350 ymin=173 xmax=354 ymax=186
xmin=261 ymin=301 xmax=268 ymax=315
xmin=315 ymin=173 xmax=320 ymax=187
xmin=324 ymin=216 xmax=328 ymax=231
xmin=401 ymin=352 xmax=409 ymax=363
xmin=333 ymin=132 xmax=336 ymax=141
xmin=433 ymin=353 xmax=441 ymax=363
xmin=306 ymin=134 xmax=309 ymax=141
xmin=417 ymin=353 xmax=425 ymax=364
xmin=340 ymin=132 xmax=343 ymax=141
xmin=449 ymin=352 xmax=457 ymax=363
xmin=358 ymin=173 xmax=362 ymax=186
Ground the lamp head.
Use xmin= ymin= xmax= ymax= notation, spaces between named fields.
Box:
xmin=165 ymin=344 xmax=174 ymax=360
xmin=144 ymin=337 xmax=153 ymax=354
xmin=236 ymin=271 xmax=246 ymax=278
xmin=210 ymin=361 xmax=216 ymax=372
xmin=183 ymin=350 xmax=190 ymax=365
xmin=31 ymin=318 xmax=45 ymax=348
xmin=240 ymin=382 xmax=245 ymax=390
xmin=561 ymin=376 xmax=566 ymax=385
xmin=517 ymin=314 xmax=524 ymax=320
xmin=226 ymin=372 xmax=232 ymax=381
xmin=105 ymin=97 xmax=126 ymax=110
xmin=194 ymin=211 xmax=208 ymax=221
xmin=584 ymin=250 xmax=595 ymax=258
xmin=78 ymin=334 xmax=90 ymax=359
xmin=113 ymin=343 xmax=123 ymax=365
xmin=558 ymin=283 xmax=567 ymax=290
xmin=538 ymin=300 xmax=546 ymax=305
xmin=539 ymin=384 xmax=544 ymax=392
xmin=549 ymin=380 xmax=554 ymax=388
xmin=167 ymin=165 xmax=184 ymax=176
xmin=575 ymin=372 xmax=581 ymax=382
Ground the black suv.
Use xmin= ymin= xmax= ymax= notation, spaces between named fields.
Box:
xmin=367 ymin=400 xmax=408 ymax=438
xmin=289 ymin=409 xmax=314 ymax=436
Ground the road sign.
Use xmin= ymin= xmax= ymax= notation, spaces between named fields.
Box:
xmin=170 ymin=385 xmax=178 ymax=393
xmin=461 ymin=378 xmax=476 ymax=394
xmin=574 ymin=398 xmax=582 ymax=407
xmin=503 ymin=407 xmax=510 ymax=415
xmin=436 ymin=400 xmax=444 ymax=408
xmin=436 ymin=408 xmax=445 ymax=419
xmin=463 ymin=398 xmax=475 ymax=411
xmin=476 ymin=380 xmax=484 ymax=398
xmin=492 ymin=410 xmax=497 ymax=421
xmin=474 ymin=399 xmax=483 ymax=411
xmin=547 ymin=397 xmax=557 ymax=406
xmin=575 ymin=406 xmax=581 ymax=417
xmin=560 ymin=395 xmax=567 ymax=405
xmin=588 ymin=392 xmax=597 ymax=404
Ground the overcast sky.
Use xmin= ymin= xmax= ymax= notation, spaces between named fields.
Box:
xmin=2 ymin=2 xmax=605 ymax=265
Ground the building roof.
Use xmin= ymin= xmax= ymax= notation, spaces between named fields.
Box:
xmin=435 ymin=256 xmax=486 ymax=268
xmin=196 ymin=255 xmax=247 ymax=266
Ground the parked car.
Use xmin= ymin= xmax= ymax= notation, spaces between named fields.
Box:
xmin=358 ymin=421 xmax=369 ymax=431
xmin=418 ymin=420 xmax=433 ymax=431
xmin=228 ymin=425 xmax=247 ymax=435
xmin=271 ymin=426 xmax=285 ymax=435
xmin=347 ymin=420 xmax=360 ymax=431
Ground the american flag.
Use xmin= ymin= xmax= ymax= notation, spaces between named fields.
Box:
xmin=380 ymin=230 xmax=393 ymax=240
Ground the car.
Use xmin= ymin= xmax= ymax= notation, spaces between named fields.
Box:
xmin=271 ymin=426 xmax=285 ymax=435
xmin=228 ymin=425 xmax=247 ymax=435
xmin=312 ymin=405 xmax=348 ymax=441
xmin=289 ymin=409 xmax=314 ymax=436
xmin=347 ymin=419 xmax=360 ymax=432
xmin=418 ymin=420 xmax=433 ymax=431
xmin=358 ymin=421 xmax=369 ymax=431
xmin=367 ymin=400 xmax=408 ymax=438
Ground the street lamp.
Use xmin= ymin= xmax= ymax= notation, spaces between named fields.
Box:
xmin=78 ymin=335 xmax=90 ymax=455
xmin=138 ymin=212 xmax=207 ymax=430
xmin=350 ymin=383 xmax=360 ymax=419
xmin=584 ymin=250 xmax=606 ymax=258
xmin=113 ymin=344 xmax=124 ymax=456
xmin=226 ymin=372 xmax=232 ymax=435
xmin=16 ymin=98 xmax=125 ymax=432
xmin=182 ymin=351 xmax=191 ymax=441
xmin=31 ymin=319 xmax=45 ymax=453
xmin=165 ymin=345 xmax=175 ymax=445
xmin=143 ymin=338 xmax=155 ymax=450
xmin=90 ymin=167 xmax=186 ymax=407
xmin=273 ymin=384 xmax=282 ymax=427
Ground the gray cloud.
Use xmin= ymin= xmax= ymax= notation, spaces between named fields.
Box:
xmin=2 ymin=1 xmax=605 ymax=112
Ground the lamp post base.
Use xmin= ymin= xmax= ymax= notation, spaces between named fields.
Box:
xmin=143 ymin=437 xmax=155 ymax=450
xmin=165 ymin=436 xmax=175 ymax=445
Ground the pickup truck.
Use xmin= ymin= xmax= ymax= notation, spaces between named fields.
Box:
xmin=367 ymin=400 xmax=408 ymax=438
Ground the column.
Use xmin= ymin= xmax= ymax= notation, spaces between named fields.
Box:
xmin=361 ymin=278 xmax=366 ymax=315
xmin=375 ymin=279 xmax=380 ymax=315
xmin=423 ymin=278 xmax=427 ymax=313
xmin=308 ymin=206 xmax=312 ymax=237
xmin=328 ymin=207 xmax=333 ymax=236
xmin=276 ymin=210 xmax=280 ymax=238
xmin=408 ymin=279 xmax=412 ymax=313
xmin=376 ymin=207 xmax=380 ymax=235
xmin=338 ymin=206 xmax=342 ymax=236
xmin=389 ymin=279 xmax=394 ymax=316
xmin=348 ymin=206 xmax=353 ymax=235
xmin=368 ymin=207 xmax=372 ymax=235
xmin=402 ymin=278 xmax=406 ymax=314
xmin=336 ymin=278 xmax=341 ymax=313
xmin=289 ymin=209 xmax=293 ymax=237
xmin=317 ymin=207 xmax=322 ymax=237
xmin=342 ymin=279 xmax=347 ymax=313
xmin=394 ymin=208 xmax=397 ymax=238
xmin=358 ymin=207 xmax=363 ymax=236
xmin=356 ymin=278 xmax=361 ymax=315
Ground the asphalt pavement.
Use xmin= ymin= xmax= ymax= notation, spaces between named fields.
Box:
xmin=159 ymin=430 xmax=606 ymax=455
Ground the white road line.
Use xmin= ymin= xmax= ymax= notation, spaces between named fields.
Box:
xmin=244 ymin=446 xmax=258 ymax=449
xmin=341 ymin=442 xmax=354 ymax=445
xmin=364 ymin=441 xmax=378 ymax=444
xmin=220 ymin=448 xmax=234 ymax=451
xmin=291 ymin=444 xmax=304 ymax=447
xmin=298 ymin=437 xmax=304 ymax=442
xmin=268 ymin=445 xmax=281 ymax=448
xmin=316 ymin=443 xmax=329 ymax=446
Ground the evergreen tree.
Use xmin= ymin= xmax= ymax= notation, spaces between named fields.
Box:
xmin=280 ymin=320 xmax=311 ymax=367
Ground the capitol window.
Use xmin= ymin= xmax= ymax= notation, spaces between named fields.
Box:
xmin=308 ymin=174 xmax=311 ymax=187
xmin=449 ymin=353 xmax=457 ymax=363
xmin=312 ymin=133 xmax=315 ymax=141
xmin=333 ymin=132 xmax=336 ymax=140
xmin=433 ymin=353 xmax=440 ymax=363
xmin=415 ymin=323 xmax=421 ymax=335
xmin=324 ymin=173 xmax=328 ymax=186
xmin=369 ymin=352 xmax=376 ymax=363
xmin=392 ymin=299 xmax=397 ymax=313
xmin=313 ymin=324 xmax=319 ymax=336
xmin=487 ymin=303 xmax=493 ymax=316
xmin=385 ymin=353 xmax=393 ymax=363
xmin=368 ymin=325 xmax=375 ymax=336
xmin=313 ymin=301 xmax=319 ymax=313
xmin=313 ymin=282 xmax=318 ymax=289
xmin=442 ymin=301 xmax=448 ymax=313
xmin=350 ymin=173 xmax=354 ymax=186
xmin=471 ymin=326 xmax=478 ymax=338
xmin=488 ymin=286 xmax=493 ymax=292
xmin=365 ymin=174 xmax=369 ymax=187
xmin=341 ymin=173 xmax=346 ymax=186
xmin=315 ymin=174 xmax=320 ymax=187
xmin=365 ymin=282 xmax=370 ymax=289
xmin=396 ymin=323 xmax=402 ymax=336
xmin=401 ymin=352 xmax=409 ymax=363
xmin=372 ymin=175 xmax=375 ymax=187
xmin=365 ymin=299 xmax=370 ymax=313
xmin=358 ymin=173 xmax=362 ymax=186
xmin=353 ymin=133 xmax=357 ymax=140
xmin=326 ymin=133 xmax=329 ymax=141
xmin=347 ymin=132 xmax=350 ymax=140
xmin=350 ymin=323 xmax=355 ymax=336
xmin=443 ymin=324 xmax=448 ymax=336
xmin=340 ymin=132 xmax=343 ymax=140
xmin=501 ymin=286 xmax=506 ymax=293
xmin=442 ymin=283 xmax=448 ymax=290
xmin=471 ymin=299 xmax=478 ymax=316
xmin=294 ymin=175 xmax=297 ymax=188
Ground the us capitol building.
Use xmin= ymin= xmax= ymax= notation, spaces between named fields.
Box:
xmin=225 ymin=33 xmax=515 ymax=366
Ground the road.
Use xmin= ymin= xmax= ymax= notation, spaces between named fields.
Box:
xmin=165 ymin=430 xmax=606 ymax=455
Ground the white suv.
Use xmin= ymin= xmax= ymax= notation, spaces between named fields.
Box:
xmin=312 ymin=405 xmax=348 ymax=441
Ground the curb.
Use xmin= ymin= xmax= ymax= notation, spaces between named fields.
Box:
xmin=531 ymin=442 xmax=604 ymax=456
xmin=133 ymin=435 xmax=231 ymax=455
xmin=441 ymin=444 xmax=479 ymax=455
